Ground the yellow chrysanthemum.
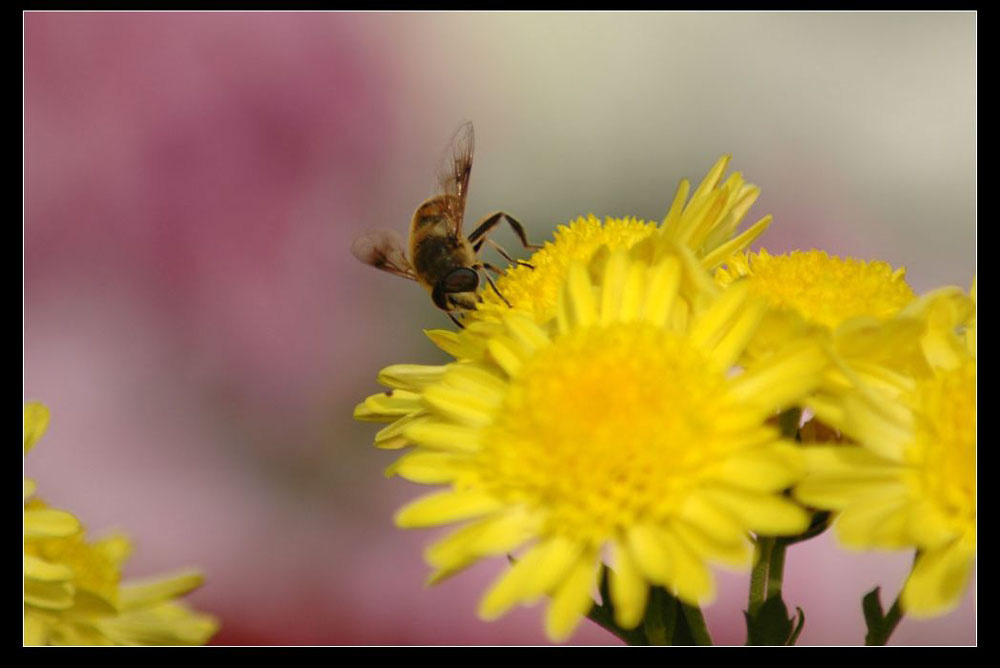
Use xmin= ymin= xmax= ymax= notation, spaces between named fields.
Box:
xmin=23 ymin=402 xmax=219 ymax=646
xmin=795 ymin=291 xmax=976 ymax=618
xmin=359 ymin=248 xmax=826 ymax=641
xmin=468 ymin=155 xmax=772 ymax=327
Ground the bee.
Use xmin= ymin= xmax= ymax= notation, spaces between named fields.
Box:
xmin=351 ymin=122 xmax=538 ymax=328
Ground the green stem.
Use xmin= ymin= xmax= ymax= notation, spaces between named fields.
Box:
xmin=867 ymin=595 xmax=904 ymax=646
xmin=586 ymin=605 xmax=648 ymax=645
xmin=680 ymin=602 xmax=713 ymax=646
xmin=766 ymin=541 xmax=787 ymax=600
xmin=643 ymin=587 xmax=675 ymax=645
xmin=748 ymin=536 xmax=774 ymax=616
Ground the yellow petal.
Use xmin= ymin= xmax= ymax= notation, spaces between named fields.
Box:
xmin=672 ymin=520 xmax=752 ymax=570
xmin=610 ymin=541 xmax=648 ymax=629
xmin=714 ymin=443 xmax=804 ymax=492
xmin=24 ymin=579 xmax=75 ymax=611
xmin=98 ymin=601 xmax=219 ymax=645
xmin=701 ymin=186 xmax=762 ymax=255
xmin=659 ymin=526 xmax=716 ymax=606
xmin=503 ymin=312 xmax=551 ymax=353
xmin=564 ymin=262 xmax=596 ymax=328
xmin=640 ymin=256 xmax=681 ymax=327
xmin=901 ymin=540 xmax=975 ymax=618
xmin=800 ymin=445 xmax=899 ymax=475
xmin=376 ymin=364 xmax=447 ymax=391
xmin=689 ymin=281 xmax=751 ymax=354
xmin=677 ymin=494 xmax=746 ymax=545
xmin=395 ymin=489 xmax=503 ymax=528
xmin=661 ymin=178 xmax=691 ymax=231
xmin=478 ymin=536 xmax=583 ymax=620
xmin=24 ymin=555 xmax=74 ymax=582
xmin=689 ymin=156 xmax=731 ymax=215
xmin=701 ymin=486 xmax=809 ymax=536
xmin=24 ymin=507 xmax=81 ymax=538
xmin=426 ymin=510 xmax=533 ymax=577
xmin=373 ymin=411 xmax=429 ymax=449
xmin=93 ymin=533 xmax=133 ymax=569
xmin=422 ymin=385 xmax=495 ymax=427
xmin=834 ymin=495 xmax=912 ymax=549
xmin=730 ymin=341 xmax=827 ymax=413
xmin=387 ymin=450 xmax=467 ymax=483
xmin=545 ymin=551 xmax=600 ymax=642
xmin=708 ymin=295 xmax=766 ymax=371
xmin=599 ymin=250 xmax=630 ymax=325
xmin=24 ymin=402 xmax=51 ymax=454
xmin=795 ymin=476 xmax=907 ymax=510
xmin=626 ymin=524 xmax=674 ymax=585
xmin=403 ymin=421 xmax=481 ymax=453
xmin=23 ymin=613 xmax=49 ymax=645
xmin=119 ymin=571 xmax=204 ymax=611
xmin=353 ymin=389 xmax=423 ymax=422
xmin=487 ymin=336 xmax=526 ymax=378
xmin=442 ymin=363 xmax=508 ymax=397
xmin=841 ymin=394 xmax=912 ymax=461
xmin=424 ymin=328 xmax=479 ymax=359
xmin=700 ymin=214 xmax=772 ymax=270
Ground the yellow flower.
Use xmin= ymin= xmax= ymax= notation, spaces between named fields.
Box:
xmin=23 ymin=402 xmax=219 ymax=645
xmin=794 ymin=288 xmax=976 ymax=618
xmin=468 ymin=155 xmax=772 ymax=328
xmin=360 ymin=248 xmax=826 ymax=641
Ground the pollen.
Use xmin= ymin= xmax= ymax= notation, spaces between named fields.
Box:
xmin=475 ymin=322 xmax=729 ymax=545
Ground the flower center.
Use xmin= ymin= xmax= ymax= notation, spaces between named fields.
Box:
xmin=477 ymin=216 xmax=657 ymax=322
xmin=719 ymin=250 xmax=915 ymax=330
xmin=476 ymin=322 xmax=731 ymax=544
xmin=908 ymin=358 xmax=976 ymax=532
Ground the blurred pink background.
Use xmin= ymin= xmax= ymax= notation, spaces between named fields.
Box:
xmin=24 ymin=12 xmax=975 ymax=645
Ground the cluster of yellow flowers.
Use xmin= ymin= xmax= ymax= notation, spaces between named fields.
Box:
xmin=355 ymin=156 xmax=975 ymax=642
xmin=23 ymin=403 xmax=218 ymax=646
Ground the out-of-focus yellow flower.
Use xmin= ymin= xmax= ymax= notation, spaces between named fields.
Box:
xmin=795 ymin=284 xmax=976 ymax=618
xmin=23 ymin=402 xmax=218 ymax=645
xmin=359 ymin=247 xmax=825 ymax=641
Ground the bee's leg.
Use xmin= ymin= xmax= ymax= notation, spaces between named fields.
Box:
xmin=477 ymin=264 xmax=512 ymax=307
xmin=447 ymin=311 xmax=465 ymax=329
xmin=481 ymin=262 xmax=500 ymax=276
xmin=482 ymin=238 xmax=535 ymax=270
xmin=468 ymin=211 xmax=542 ymax=251
xmin=500 ymin=213 xmax=543 ymax=251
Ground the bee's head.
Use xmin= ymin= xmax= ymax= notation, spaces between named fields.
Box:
xmin=432 ymin=268 xmax=480 ymax=311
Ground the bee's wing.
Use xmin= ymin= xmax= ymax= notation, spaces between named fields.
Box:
xmin=436 ymin=121 xmax=475 ymax=234
xmin=351 ymin=230 xmax=418 ymax=281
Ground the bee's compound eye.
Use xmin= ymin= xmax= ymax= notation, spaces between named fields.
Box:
xmin=442 ymin=267 xmax=479 ymax=293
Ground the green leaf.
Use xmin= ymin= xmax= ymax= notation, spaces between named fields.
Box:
xmin=786 ymin=607 xmax=805 ymax=645
xmin=862 ymin=587 xmax=885 ymax=645
xmin=745 ymin=595 xmax=796 ymax=646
